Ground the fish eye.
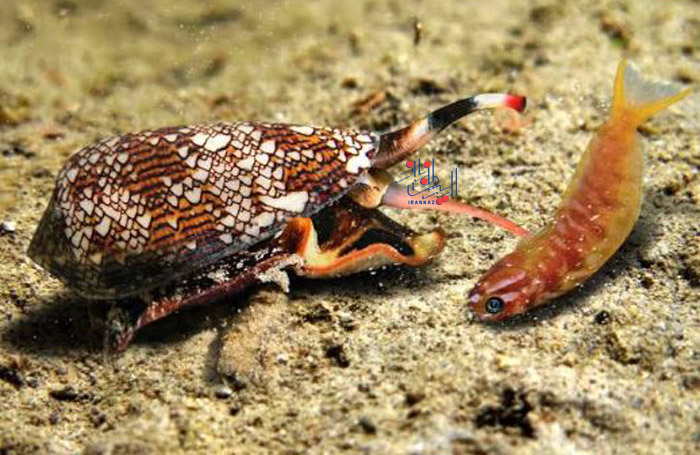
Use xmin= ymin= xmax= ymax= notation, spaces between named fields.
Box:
xmin=485 ymin=297 xmax=504 ymax=314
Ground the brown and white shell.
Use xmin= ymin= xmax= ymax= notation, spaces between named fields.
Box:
xmin=29 ymin=122 xmax=378 ymax=298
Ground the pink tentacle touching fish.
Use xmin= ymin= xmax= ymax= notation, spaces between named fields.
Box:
xmin=468 ymin=60 xmax=692 ymax=321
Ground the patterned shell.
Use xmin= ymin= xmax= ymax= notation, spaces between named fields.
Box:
xmin=29 ymin=122 xmax=378 ymax=298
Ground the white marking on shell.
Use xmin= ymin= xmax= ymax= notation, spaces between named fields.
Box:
xmin=66 ymin=168 xmax=78 ymax=183
xmin=302 ymin=149 xmax=314 ymax=159
xmin=198 ymin=157 xmax=213 ymax=170
xmin=213 ymin=162 xmax=226 ymax=174
xmin=171 ymin=183 xmax=183 ymax=196
xmin=117 ymin=153 xmax=129 ymax=164
xmin=192 ymin=133 xmax=208 ymax=146
xmin=186 ymin=240 xmax=197 ymax=250
xmin=167 ymin=217 xmax=178 ymax=229
xmin=89 ymin=252 xmax=103 ymax=265
xmin=252 ymin=211 xmax=275 ymax=227
xmin=326 ymin=140 xmax=337 ymax=149
xmin=162 ymin=176 xmax=173 ymax=187
xmin=80 ymin=236 xmax=89 ymax=253
xmin=260 ymin=140 xmax=276 ymax=154
xmin=259 ymin=191 xmax=308 ymax=213
xmin=219 ymin=233 xmax=234 ymax=244
xmin=79 ymin=199 xmax=95 ymax=215
xmin=193 ymin=169 xmax=209 ymax=182
xmin=346 ymin=146 xmax=372 ymax=174
xmin=184 ymin=188 xmax=202 ymax=204
xmin=178 ymin=146 xmax=189 ymax=158
xmin=288 ymin=151 xmax=301 ymax=161
xmin=221 ymin=215 xmax=236 ymax=227
xmin=167 ymin=195 xmax=179 ymax=207
xmin=256 ymin=153 xmax=270 ymax=165
xmin=237 ymin=156 xmax=254 ymax=171
xmin=290 ymin=126 xmax=314 ymax=135
xmin=148 ymin=136 xmax=160 ymax=146
xmin=255 ymin=175 xmax=272 ymax=189
xmin=272 ymin=166 xmax=284 ymax=180
xmin=136 ymin=212 xmax=152 ymax=229
xmin=103 ymin=205 xmax=120 ymax=221
xmin=164 ymin=134 xmax=178 ymax=143
xmin=205 ymin=134 xmax=231 ymax=152
xmin=238 ymin=124 xmax=254 ymax=134
xmin=186 ymin=154 xmax=198 ymax=168
xmin=71 ymin=230 xmax=82 ymax=248
xmin=95 ymin=217 xmax=112 ymax=236
xmin=245 ymin=225 xmax=261 ymax=237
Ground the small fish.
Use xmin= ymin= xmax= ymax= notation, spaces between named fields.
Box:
xmin=468 ymin=60 xmax=691 ymax=321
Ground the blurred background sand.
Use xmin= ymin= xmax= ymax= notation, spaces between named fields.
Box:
xmin=0 ymin=1 xmax=698 ymax=454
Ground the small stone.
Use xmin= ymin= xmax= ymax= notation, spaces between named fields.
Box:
xmin=405 ymin=391 xmax=426 ymax=407
xmin=358 ymin=416 xmax=377 ymax=435
xmin=89 ymin=407 xmax=108 ymax=427
xmin=49 ymin=410 xmax=61 ymax=425
xmin=215 ymin=386 xmax=233 ymax=399
xmin=276 ymin=353 xmax=289 ymax=365
xmin=26 ymin=376 xmax=40 ymax=388
xmin=338 ymin=312 xmax=356 ymax=331
xmin=682 ymin=374 xmax=700 ymax=391
xmin=0 ymin=365 xmax=25 ymax=388
xmin=496 ymin=354 xmax=521 ymax=369
xmin=0 ymin=220 xmax=17 ymax=235
xmin=50 ymin=385 xmax=81 ymax=402
xmin=594 ymin=310 xmax=612 ymax=325
xmin=324 ymin=343 xmax=350 ymax=368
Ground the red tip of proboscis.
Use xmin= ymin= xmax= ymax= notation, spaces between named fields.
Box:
xmin=505 ymin=95 xmax=527 ymax=113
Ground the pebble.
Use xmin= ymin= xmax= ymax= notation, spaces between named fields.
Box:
xmin=594 ymin=310 xmax=612 ymax=325
xmin=358 ymin=416 xmax=377 ymax=435
xmin=0 ymin=220 xmax=17 ymax=235
xmin=215 ymin=386 xmax=233 ymax=399
xmin=0 ymin=365 xmax=25 ymax=389
xmin=276 ymin=353 xmax=289 ymax=365
xmin=50 ymin=386 xmax=81 ymax=402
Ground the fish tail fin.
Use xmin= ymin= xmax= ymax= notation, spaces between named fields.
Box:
xmin=611 ymin=59 xmax=692 ymax=125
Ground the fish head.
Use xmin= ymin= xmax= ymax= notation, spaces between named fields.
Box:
xmin=468 ymin=257 xmax=541 ymax=322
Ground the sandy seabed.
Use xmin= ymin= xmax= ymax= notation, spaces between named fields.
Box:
xmin=0 ymin=1 xmax=698 ymax=454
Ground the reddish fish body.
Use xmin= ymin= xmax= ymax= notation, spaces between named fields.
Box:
xmin=469 ymin=61 xmax=691 ymax=321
